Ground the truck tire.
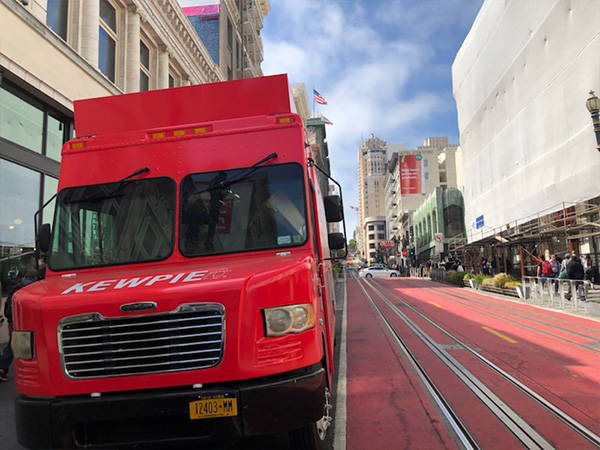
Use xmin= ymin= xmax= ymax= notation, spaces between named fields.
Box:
xmin=288 ymin=421 xmax=325 ymax=450
xmin=289 ymin=387 xmax=332 ymax=450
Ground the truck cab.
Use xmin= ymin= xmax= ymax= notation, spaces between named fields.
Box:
xmin=12 ymin=74 xmax=345 ymax=449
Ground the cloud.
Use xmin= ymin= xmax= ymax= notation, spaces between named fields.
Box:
xmin=261 ymin=0 xmax=480 ymax=235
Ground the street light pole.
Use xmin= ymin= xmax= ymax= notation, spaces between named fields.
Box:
xmin=586 ymin=90 xmax=600 ymax=151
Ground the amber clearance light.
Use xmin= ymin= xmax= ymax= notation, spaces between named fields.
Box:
xmin=70 ymin=141 xmax=86 ymax=149
xmin=276 ymin=116 xmax=295 ymax=124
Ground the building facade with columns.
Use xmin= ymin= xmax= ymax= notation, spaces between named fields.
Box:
xmin=0 ymin=0 xmax=230 ymax=294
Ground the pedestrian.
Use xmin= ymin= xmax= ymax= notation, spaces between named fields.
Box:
xmin=565 ymin=255 xmax=585 ymax=301
xmin=457 ymin=262 xmax=464 ymax=272
xmin=549 ymin=254 xmax=560 ymax=292
xmin=583 ymin=255 xmax=594 ymax=284
xmin=0 ymin=269 xmax=38 ymax=382
xmin=559 ymin=253 xmax=570 ymax=278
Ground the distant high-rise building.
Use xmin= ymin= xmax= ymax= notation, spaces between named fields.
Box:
xmin=357 ymin=135 xmax=387 ymax=262
xmin=180 ymin=0 xmax=270 ymax=80
xmin=291 ymin=83 xmax=311 ymax=123
xmin=384 ymin=138 xmax=458 ymax=265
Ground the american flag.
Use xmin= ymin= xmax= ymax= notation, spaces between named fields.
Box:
xmin=313 ymin=89 xmax=327 ymax=105
xmin=321 ymin=115 xmax=333 ymax=125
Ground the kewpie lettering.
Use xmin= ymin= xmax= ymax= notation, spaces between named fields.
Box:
xmin=60 ymin=269 xmax=225 ymax=294
xmin=61 ymin=282 xmax=96 ymax=294
xmin=145 ymin=274 xmax=173 ymax=286
xmin=170 ymin=273 xmax=186 ymax=284
xmin=183 ymin=271 xmax=208 ymax=282
xmin=114 ymin=277 xmax=152 ymax=289
xmin=88 ymin=280 xmax=117 ymax=292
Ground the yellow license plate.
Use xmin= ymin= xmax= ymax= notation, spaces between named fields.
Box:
xmin=189 ymin=396 xmax=238 ymax=420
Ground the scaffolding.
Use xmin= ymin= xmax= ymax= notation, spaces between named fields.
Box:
xmin=447 ymin=198 xmax=600 ymax=277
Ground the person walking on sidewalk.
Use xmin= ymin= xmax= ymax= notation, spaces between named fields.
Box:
xmin=565 ymin=255 xmax=585 ymax=302
xmin=549 ymin=254 xmax=560 ymax=292
xmin=0 ymin=269 xmax=38 ymax=382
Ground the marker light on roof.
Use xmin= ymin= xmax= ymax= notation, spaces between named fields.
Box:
xmin=276 ymin=116 xmax=295 ymax=124
xmin=193 ymin=126 xmax=213 ymax=134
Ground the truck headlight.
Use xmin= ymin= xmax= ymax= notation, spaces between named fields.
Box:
xmin=264 ymin=304 xmax=315 ymax=337
xmin=12 ymin=331 xmax=35 ymax=360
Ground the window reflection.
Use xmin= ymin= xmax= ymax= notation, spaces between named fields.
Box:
xmin=0 ymin=86 xmax=43 ymax=153
xmin=46 ymin=0 xmax=69 ymax=40
xmin=0 ymin=160 xmax=40 ymax=295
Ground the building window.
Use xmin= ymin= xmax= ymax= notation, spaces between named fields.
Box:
xmin=0 ymin=86 xmax=44 ymax=153
xmin=140 ymin=40 xmax=151 ymax=91
xmin=368 ymin=225 xmax=374 ymax=230
xmin=99 ymin=0 xmax=117 ymax=82
xmin=377 ymin=225 xmax=384 ymax=230
xmin=378 ymin=234 xmax=385 ymax=240
xmin=368 ymin=234 xmax=375 ymax=240
xmin=46 ymin=114 xmax=68 ymax=161
xmin=46 ymin=0 xmax=69 ymax=40
xmin=0 ymin=160 xmax=41 ymax=294
xmin=369 ymin=243 xmax=375 ymax=249
xmin=168 ymin=75 xmax=175 ymax=88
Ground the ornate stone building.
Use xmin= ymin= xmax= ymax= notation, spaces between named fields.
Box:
xmin=0 ymin=0 xmax=267 ymax=293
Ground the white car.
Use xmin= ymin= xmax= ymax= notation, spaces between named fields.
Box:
xmin=358 ymin=265 xmax=400 ymax=278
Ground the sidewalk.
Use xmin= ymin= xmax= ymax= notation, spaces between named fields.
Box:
xmin=427 ymin=278 xmax=600 ymax=322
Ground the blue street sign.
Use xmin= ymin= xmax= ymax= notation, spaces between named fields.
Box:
xmin=475 ymin=215 xmax=484 ymax=229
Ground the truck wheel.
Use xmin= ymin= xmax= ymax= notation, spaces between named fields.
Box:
xmin=288 ymin=422 xmax=325 ymax=450
xmin=288 ymin=387 xmax=332 ymax=450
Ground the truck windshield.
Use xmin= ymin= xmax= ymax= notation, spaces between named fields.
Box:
xmin=49 ymin=177 xmax=175 ymax=270
xmin=180 ymin=163 xmax=307 ymax=256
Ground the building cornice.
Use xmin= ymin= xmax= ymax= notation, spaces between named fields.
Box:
xmin=136 ymin=0 xmax=224 ymax=83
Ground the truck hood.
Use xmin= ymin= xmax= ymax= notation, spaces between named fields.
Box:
xmin=25 ymin=250 xmax=314 ymax=301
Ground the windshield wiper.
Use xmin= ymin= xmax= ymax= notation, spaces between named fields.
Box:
xmin=64 ymin=167 xmax=150 ymax=204
xmin=198 ymin=153 xmax=278 ymax=194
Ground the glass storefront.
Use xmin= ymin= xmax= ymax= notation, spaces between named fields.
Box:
xmin=0 ymin=160 xmax=40 ymax=294
xmin=0 ymin=81 xmax=71 ymax=295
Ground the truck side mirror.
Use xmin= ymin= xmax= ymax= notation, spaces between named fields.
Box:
xmin=38 ymin=223 xmax=51 ymax=253
xmin=324 ymin=195 xmax=343 ymax=223
xmin=328 ymin=232 xmax=345 ymax=250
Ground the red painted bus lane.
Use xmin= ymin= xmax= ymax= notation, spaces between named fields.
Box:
xmin=345 ymin=279 xmax=459 ymax=449
xmin=371 ymin=278 xmax=600 ymax=438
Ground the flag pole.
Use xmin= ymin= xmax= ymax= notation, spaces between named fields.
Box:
xmin=312 ymin=86 xmax=315 ymax=118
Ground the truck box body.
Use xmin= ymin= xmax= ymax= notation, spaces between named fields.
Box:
xmin=13 ymin=75 xmax=338 ymax=449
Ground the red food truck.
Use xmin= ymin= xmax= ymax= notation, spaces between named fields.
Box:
xmin=12 ymin=74 xmax=346 ymax=449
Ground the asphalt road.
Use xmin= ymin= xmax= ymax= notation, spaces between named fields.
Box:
xmin=0 ymin=275 xmax=346 ymax=450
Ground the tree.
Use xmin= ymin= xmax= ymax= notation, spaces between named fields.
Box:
xmin=348 ymin=238 xmax=357 ymax=254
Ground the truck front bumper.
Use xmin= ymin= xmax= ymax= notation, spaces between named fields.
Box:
xmin=16 ymin=364 xmax=326 ymax=449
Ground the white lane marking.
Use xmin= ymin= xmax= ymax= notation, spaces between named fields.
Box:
xmin=333 ymin=274 xmax=348 ymax=450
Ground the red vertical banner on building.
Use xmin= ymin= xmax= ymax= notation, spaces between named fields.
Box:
xmin=399 ymin=155 xmax=422 ymax=194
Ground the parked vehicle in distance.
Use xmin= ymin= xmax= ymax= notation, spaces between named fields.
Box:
xmin=358 ymin=265 xmax=399 ymax=278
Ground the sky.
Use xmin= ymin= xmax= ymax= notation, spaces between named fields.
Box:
xmin=261 ymin=0 xmax=484 ymax=236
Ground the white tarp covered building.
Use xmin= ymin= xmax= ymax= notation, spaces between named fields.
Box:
xmin=452 ymin=0 xmax=600 ymax=243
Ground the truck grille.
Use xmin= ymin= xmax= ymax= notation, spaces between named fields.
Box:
xmin=58 ymin=303 xmax=224 ymax=379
